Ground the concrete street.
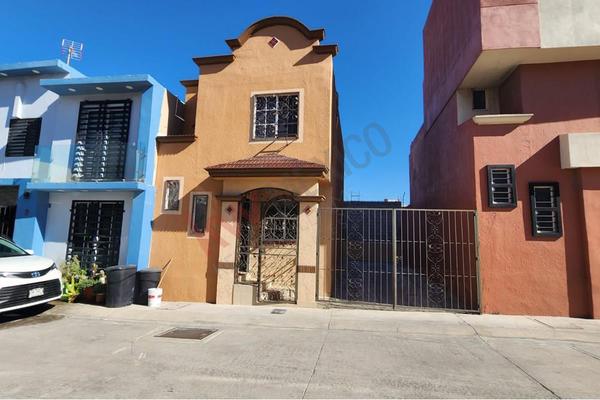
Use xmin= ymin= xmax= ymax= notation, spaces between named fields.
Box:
xmin=1 ymin=302 xmax=600 ymax=398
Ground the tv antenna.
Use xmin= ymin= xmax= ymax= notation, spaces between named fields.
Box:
xmin=61 ymin=39 xmax=84 ymax=65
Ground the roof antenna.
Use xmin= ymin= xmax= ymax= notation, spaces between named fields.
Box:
xmin=61 ymin=39 xmax=84 ymax=65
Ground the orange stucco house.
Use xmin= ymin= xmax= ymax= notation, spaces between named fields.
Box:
xmin=151 ymin=17 xmax=343 ymax=305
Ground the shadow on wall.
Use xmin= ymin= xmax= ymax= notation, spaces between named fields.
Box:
xmin=517 ymin=138 xmax=591 ymax=317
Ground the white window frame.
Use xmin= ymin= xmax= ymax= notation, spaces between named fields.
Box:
xmin=162 ymin=177 xmax=183 ymax=215
xmin=188 ymin=191 xmax=211 ymax=238
xmin=250 ymin=89 xmax=304 ymax=143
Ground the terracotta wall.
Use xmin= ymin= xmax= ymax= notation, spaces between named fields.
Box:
xmin=411 ymin=60 xmax=600 ymax=317
xmin=151 ymin=24 xmax=338 ymax=302
xmin=410 ymin=95 xmax=476 ymax=210
xmin=474 ymin=61 xmax=600 ymax=317
xmin=480 ymin=0 xmax=540 ymax=50
xmin=422 ymin=0 xmax=482 ymax=130
xmin=579 ymin=168 xmax=600 ymax=318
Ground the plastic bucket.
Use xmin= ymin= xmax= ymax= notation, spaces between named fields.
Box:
xmin=148 ymin=287 xmax=163 ymax=308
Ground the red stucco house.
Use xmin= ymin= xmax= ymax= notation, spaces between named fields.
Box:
xmin=410 ymin=0 xmax=600 ymax=318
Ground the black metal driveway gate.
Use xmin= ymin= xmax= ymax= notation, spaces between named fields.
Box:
xmin=317 ymin=207 xmax=480 ymax=312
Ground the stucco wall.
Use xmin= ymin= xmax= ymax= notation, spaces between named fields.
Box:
xmin=410 ymin=95 xmax=477 ymax=210
xmin=578 ymin=168 xmax=600 ymax=318
xmin=0 ymin=75 xmax=62 ymax=179
xmin=411 ymin=60 xmax=600 ymax=317
xmin=474 ymin=61 xmax=600 ymax=317
xmin=43 ymin=191 xmax=133 ymax=266
xmin=422 ymin=0 xmax=482 ymax=130
xmin=539 ymin=0 xmax=600 ymax=48
xmin=480 ymin=0 xmax=540 ymax=50
xmin=151 ymin=23 xmax=337 ymax=302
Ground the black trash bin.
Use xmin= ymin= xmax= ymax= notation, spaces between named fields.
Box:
xmin=135 ymin=268 xmax=162 ymax=305
xmin=105 ymin=265 xmax=137 ymax=308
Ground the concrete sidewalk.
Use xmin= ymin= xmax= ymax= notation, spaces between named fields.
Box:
xmin=1 ymin=302 xmax=600 ymax=398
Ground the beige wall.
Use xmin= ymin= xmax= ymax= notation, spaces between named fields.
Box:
xmin=560 ymin=133 xmax=600 ymax=169
xmin=151 ymin=22 xmax=341 ymax=303
xmin=539 ymin=0 xmax=600 ymax=48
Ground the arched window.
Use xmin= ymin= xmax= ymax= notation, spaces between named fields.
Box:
xmin=262 ymin=197 xmax=298 ymax=242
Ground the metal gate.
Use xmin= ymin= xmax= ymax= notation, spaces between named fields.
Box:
xmin=235 ymin=190 xmax=299 ymax=303
xmin=317 ymin=207 xmax=480 ymax=312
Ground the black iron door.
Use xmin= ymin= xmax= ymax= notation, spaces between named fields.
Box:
xmin=67 ymin=200 xmax=124 ymax=269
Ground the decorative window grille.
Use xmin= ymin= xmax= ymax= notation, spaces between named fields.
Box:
xmin=190 ymin=194 xmax=209 ymax=234
xmin=262 ymin=197 xmax=298 ymax=242
xmin=6 ymin=118 xmax=42 ymax=157
xmin=66 ymin=200 xmax=124 ymax=269
xmin=253 ymin=94 xmax=299 ymax=140
xmin=487 ymin=165 xmax=517 ymax=208
xmin=163 ymin=180 xmax=181 ymax=212
xmin=72 ymin=100 xmax=132 ymax=181
xmin=530 ymin=183 xmax=562 ymax=237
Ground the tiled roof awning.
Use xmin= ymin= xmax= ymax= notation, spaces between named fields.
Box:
xmin=206 ymin=153 xmax=327 ymax=177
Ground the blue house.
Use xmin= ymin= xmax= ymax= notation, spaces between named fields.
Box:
xmin=0 ymin=60 xmax=182 ymax=270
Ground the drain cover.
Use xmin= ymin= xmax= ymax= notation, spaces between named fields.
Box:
xmin=156 ymin=328 xmax=217 ymax=340
xmin=271 ymin=308 xmax=287 ymax=314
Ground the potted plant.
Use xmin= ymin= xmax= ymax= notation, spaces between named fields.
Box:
xmin=77 ymin=277 xmax=97 ymax=303
xmin=94 ymin=269 xmax=107 ymax=304
xmin=59 ymin=256 xmax=85 ymax=303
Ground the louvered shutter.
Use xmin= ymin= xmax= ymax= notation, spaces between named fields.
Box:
xmin=6 ymin=118 xmax=42 ymax=157
xmin=72 ymin=100 xmax=131 ymax=181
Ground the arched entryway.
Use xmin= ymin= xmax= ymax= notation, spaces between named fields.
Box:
xmin=235 ymin=188 xmax=299 ymax=303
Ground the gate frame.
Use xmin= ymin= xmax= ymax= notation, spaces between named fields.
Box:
xmin=315 ymin=206 xmax=481 ymax=313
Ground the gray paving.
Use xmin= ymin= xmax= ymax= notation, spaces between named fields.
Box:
xmin=1 ymin=302 xmax=600 ymax=398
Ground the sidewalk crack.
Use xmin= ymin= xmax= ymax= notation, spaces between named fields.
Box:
xmin=302 ymin=311 xmax=331 ymax=399
xmin=457 ymin=315 xmax=561 ymax=399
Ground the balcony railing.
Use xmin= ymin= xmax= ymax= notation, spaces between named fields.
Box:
xmin=31 ymin=142 xmax=147 ymax=183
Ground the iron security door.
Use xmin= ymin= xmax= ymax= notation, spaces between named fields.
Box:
xmin=258 ymin=197 xmax=298 ymax=303
xmin=234 ymin=192 xmax=299 ymax=303
xmin=67 ymin=201 xmax=124 ymax=269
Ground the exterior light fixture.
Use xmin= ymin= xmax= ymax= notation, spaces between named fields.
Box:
xmin=95 ymin=86 xmax=104 ymax=91
xmin=0 ymin=72 xmax=7 ymax=77
xmin=125 ymin=85 xmax=134 ymax=90
xmin=31 ymin=69 xmax=40 ymax=74
xmin=68 ymin=88 xmax=76 ymax=92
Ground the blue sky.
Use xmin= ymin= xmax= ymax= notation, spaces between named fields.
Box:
xmin=2 ymin=0 xmax=431 ymax=202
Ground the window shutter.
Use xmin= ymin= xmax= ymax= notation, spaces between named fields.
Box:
xmin=487 ymin=165 xmax=517 ymax=208
xmin=72 ymin=100 xmax=132 ymax=181
xmin=6 ymin=118 xmax=42 ymax=157
xmin=529 ymin=183 xmax=562 ymax=237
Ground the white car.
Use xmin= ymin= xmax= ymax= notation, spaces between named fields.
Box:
xmin=0 ymin=237 xmax=62 ymax=313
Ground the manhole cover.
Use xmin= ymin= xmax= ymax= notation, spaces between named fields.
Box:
xmin=156 ymin=328 xmax=217 ymax=340
xmin=271 ymin=308 xmax=287 ymax=314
